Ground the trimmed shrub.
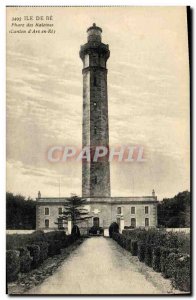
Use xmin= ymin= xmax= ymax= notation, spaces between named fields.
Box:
xmin=61 ymin=236 xmax=69 ymax=248
xmin=6 ymin=230 xmax=80 ymax=277
xmin=138 ymin=242 xmax=145 ymax=262
xmin=121 ymin=229 xmax=190 ymax=292
xmin=122 ymin=228 xmax=147 ymax=243
xmin=120 ymin=235 xmax=126 ymax=249
xmin=27 ymin=244 xmax=40 ymax=268
xmin=164 ymin=252 xmax=177 ymax=279
xmin=112 ymin=232 xmax=126 ymax=249
xmin=18 ymin=247 xmax=32 ymax=273
xmin=68 ymin=234 xmax=75 ymax=244
xmin=172 ymin=254 xmax=190 ymax=292
xmin=109 ymin=222 xmax=119 ymax=238
xmin=160 ymin=247 xmax=171 ymax=274
xmin=152 ymin=246 xmax=161 ymax=272
xmin=130 ymin=240 xmax=138 ymax=256
xmin=160 ymin=247 xmax=178 ymax=278
xmin=6 ymin=250 xmax=20 ymax=282
xmin=48 ymin=240 xmax=62 ymax=256
xmin=125 ymin=238 xmax=132 ymax=251
xmin=122 ymin=229 xmax=190 ymax=255
xmin=35 ymin=241 xmax=48 ymax=262
xmin=7 ymin=234 xmax=31 ymax=250
xmin=145 ymin=244 xmax=153 ymax=267
xmin=44 ymin=230 xmax=66 ymax=242
xmin=112 ymin=232 xmax=120 ymax=242
xmin=71 ymin=225 xmax=80 ymax=238
xmin=30 ymin=230 xmax=46 ymax=242
xmin=7 ymin=231 xmax=46 ymax=250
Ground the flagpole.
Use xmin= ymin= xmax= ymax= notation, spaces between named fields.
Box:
xmin=59 ymin=177 xmax=61 ymax=198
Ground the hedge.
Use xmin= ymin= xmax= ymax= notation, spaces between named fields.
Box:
xmin=130 ymin=240 xmax=138 ymax=256
xmin=35 ymin=241 xmax=48 ymax=263
xmin=6 ymin=230 xmax=81 ymax=282
xmin=125 ymin=238 xmax=132 ymax=252
xmin=173 ymin=254 xmax=190 ymax=292
xmin=144 ymin=244 xmax=153 ymax=267
xmin=6 ymin=230 xmax=67 ymax=250
xmin=122 ymin=229 xmax=190 ymax=254
xmin=27 ymin=244 xmax=40 ymax=268
xmin=152 ymin=246 xmax=161 ymax=272
xmin=6 ymin=250 xmax=20 ymax=282
xmin=48 ymin=240 xmax=62 ymax=257
xmin=137 ymin=242 xmax=145 ymax=262
xmin=164 ymin=251 xmax=178 ymax=279
xmin=18 ymin=247 xmax=32 ymax=273
xmin=111 ymin=228 xmax=190 ymax=292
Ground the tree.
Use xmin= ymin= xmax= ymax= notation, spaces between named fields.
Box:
xmin=6 ymin=192 xmax=36 ymax=229
xmin=157 ymin=191 xmax=190 ymax=228
xmin=57 ymin=195 xmax=91 ymax=227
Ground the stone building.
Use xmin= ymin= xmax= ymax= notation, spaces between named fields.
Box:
xmin=36 ymin=24 xmax=158 ymax=234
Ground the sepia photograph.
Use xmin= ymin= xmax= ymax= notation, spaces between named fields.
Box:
xmin=6 ymin=6 xmax=191 ymax=295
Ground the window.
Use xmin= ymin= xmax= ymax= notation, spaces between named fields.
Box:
xmin=58 ymin=218 xmax=63 ymax=230
xmin=117 ymin=207 xmax=121 ymax=214
xmin=145 ymin=206 xmax=149 ymax=214
xmin=145 ymin=218 xmax=149 ymax=227
xmin=45 ymin=219 xmax=49 ymax=228
xmin=84 ymin=54 xmax=89 ymax=68
xmin=45 ymin=207 xmax=49 ymax=215
xmin=131 ymin=207 xmax=135 ymax=214
xmin=58 ymin=207 xmax=63 ymax=215
xmin=131 ymin=218 xmax=136 ymax=228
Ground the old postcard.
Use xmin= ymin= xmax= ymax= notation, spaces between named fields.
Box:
xmin=6 ymin=6 xmax=191 ymax=295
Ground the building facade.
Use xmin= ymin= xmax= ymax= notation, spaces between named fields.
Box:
xmin=36 ymin=24 xmax=158 ymax=234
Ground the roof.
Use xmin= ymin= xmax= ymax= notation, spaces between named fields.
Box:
xmin=36 ymin=196 xmax=157 ymax=205
xmin=87 ymin=23 xmax=102 ymax=33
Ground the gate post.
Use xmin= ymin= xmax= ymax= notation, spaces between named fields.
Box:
xmin=120 ymin=217 xmax=124 ymax=233
xmin=68 ymin=218 xmax=73 ymax=235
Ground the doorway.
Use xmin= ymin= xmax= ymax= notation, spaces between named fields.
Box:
xmin=93 ymin=217 xmax=99 ymax=227
xmin=131 ymin=218 xmax=136 ymax=228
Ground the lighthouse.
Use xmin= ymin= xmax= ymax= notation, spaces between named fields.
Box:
xmin=80 ymin=23 xmax=111 ymax=198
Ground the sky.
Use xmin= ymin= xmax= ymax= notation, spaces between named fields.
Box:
xmin=6 ymin=7 xmax=190 ymax=200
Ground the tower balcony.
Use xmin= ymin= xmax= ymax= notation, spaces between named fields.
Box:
xmin=79 ymin=42 xmax=110 ymax=61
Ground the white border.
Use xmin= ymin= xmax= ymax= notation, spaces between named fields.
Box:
xmin=1 ymin=1 xmax=194 ymax=299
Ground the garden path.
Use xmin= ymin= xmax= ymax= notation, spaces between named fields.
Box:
xmin=26 ymin=237 xmax=175 ymax=295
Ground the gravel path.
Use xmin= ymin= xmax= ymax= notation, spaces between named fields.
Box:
xmin=25 ymin=237 xmax=179 ymax=295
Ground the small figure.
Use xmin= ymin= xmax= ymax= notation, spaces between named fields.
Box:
xmin=38 ymin=191 xmax=41 ymax=199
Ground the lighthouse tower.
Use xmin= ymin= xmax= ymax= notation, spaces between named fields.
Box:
xmin=80 ymin=23 xmax=111 ymax=198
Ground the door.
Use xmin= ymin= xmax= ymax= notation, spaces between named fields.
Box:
xmin=131 ymin=218 xmax=136 ymax=228
xmin=93 ymin=217 xmax=99 ymax=227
